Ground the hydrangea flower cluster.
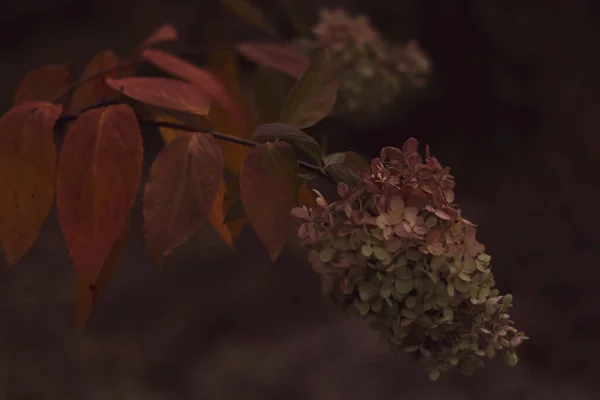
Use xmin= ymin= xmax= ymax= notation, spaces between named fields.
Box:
xmin=291 ymin=138 xmax=528 ymax=380
xmin=310 ymin=8 xmax=431 ymax=114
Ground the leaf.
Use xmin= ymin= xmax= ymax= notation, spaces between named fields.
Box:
xmin=323 ymin=151 xmax=370 ymax=170
xmin=283 ymin=0 xmax=312 ymax=38
xmin=143 ymin=132 xmax=223 ymax=260
xmin=57 ymin=105 xmax=143 ymax=281
xmin=0 ymin=102 xmax=62 ymax=264
xmin=219 ymin=0 xmax=278 ymax=37
xmin=106 ymin=77 xmax=211 ymax=116
xmin=141 ymin=23 xmax=178 ymax=48
xmin=323 ymin=151 xmax=370 ymax=185
xmin=223 ymin=193 xmax=245 ymax=224
xmin=204 ymin=50 xmax=254 ymax=242
xmin=205 ymin=49 xmax=253 ymax=172
xmin=154 ymin=113 xmax=186 ymax=144
xmin=253 ymin=123 xmax=321 ymax=165
xmin=252 ymin=66 xmax=296 ymax=124
xmin=142 ymin=49 xmax=239 ymax=115
xmin=240 ymin=141 xmax=300 ymax=261
xmin=278 ymin=49 xmax=338 ymax=129
xmin=13 ymin=65 xmax=71 ymax=106
xmin=224 ymin=179 xmax=313 ymax=224
xmin=76 ymin=217 xmax=130 ymax=331
xmin=236 ymin=41 xmax=309 ymax=79
xmin=69 ymin=50 xmax=131 ymax=112
xmin=297 ymin=183 xmax=316 ymax=208
xmin=152 ymin=113 xmax=234 ymax=248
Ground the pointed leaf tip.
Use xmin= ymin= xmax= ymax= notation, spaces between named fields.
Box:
xmin=141 ymin=23 xmax=178 ymax=48
xmin=76 ymin=218 xmax=130 ymax=331
xmin=240 ymin=141 xmax=300 ymax=261
xmin=57 ymin=104 xmax=143 ymax=280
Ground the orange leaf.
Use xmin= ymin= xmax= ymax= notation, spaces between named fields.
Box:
xmin=240 ymin=142 xmax=300 ymax=261
xmin=297 ymin=183 xmax=316 ymax=208
xmin=57 ymin=105 xmax=143 ymax=281
xmin=221 ymin=174 xmax=246 ymax=240
xmin=236 ymin=41 xmax=309 ymax=79
xmin=208 ymin=180 xmax=234 ymax=248
xmin=106 ymin=77 xmax=211 ymax=116
xmin=0 ymin=102 xmax=62 ymax=264
xmin=141 ymin=23 xmax=178 ymax=48
xmin=13 ymin=65 xmax=71 ymax=106
xmin=205 ymin=50 xmax=253 ymax=240
xmin=69 ymin=50 xmax=131 ymax=112
xmin=76 ymin=217 xmax=130 ymax=331
xmin=154 ymin=113 xmax=186 ymax=144
xmin=143 ymin=132 xmax=223 ymax=261
xmin=206 ymin=50 xmax=252 ymax=172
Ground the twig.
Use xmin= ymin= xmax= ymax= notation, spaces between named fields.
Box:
xmin=56 ymin=110 xmax=332 ymax=181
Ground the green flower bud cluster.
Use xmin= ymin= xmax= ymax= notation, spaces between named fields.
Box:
xmin=310 ymin=8 xmax=431 ymax=115
xmin=291 ymin=138 xmax=528 ymax=379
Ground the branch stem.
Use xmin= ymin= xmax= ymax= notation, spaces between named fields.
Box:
xmin=56 ymin=110 xmax=330 ymax=180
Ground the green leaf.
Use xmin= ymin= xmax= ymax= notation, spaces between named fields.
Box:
xmin=223 ymin=193 xmax=246 ymax=224
xmin=322 ymin=151 xmax=370 ymax=185
xmin=253 ymin=123 xmax=322 ymax=165
xmin=252 ymin=66 xmax=296 ymax=123
xmin=240 ymin=141 xmax=300 ymax=261
xmin=219 ymin=0 xmax=278 ymax=37
xmin=278 ymin=49 xmax=338 ymax=129
xmin=283 ymin=0 xmax=312 ymax=38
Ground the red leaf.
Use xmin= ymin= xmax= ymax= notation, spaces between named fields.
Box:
xmin=240 ymin=141 xmax=300 ymax=261
xmin=278 ymin=49 xmax=338 ymax=129
xmin=57 ymin=105 xmax=143 ymax=280
xmin=105 ymin=77 xmax=211 ymax=116
xmin=13 ymin=65 xmax=71 ymax=106
xmin=70 ymin=50 xmax=131 ymax=112
xmin=236 ymin=41 xmax=309 ymax=79
xmin=142 ymin=49 xmax=238 ymax=113
xmin=143 ymin=132 xmax=223 ymax=260
xmin=141 ymin=23 xmax=178 ymax=48
xmin=76 ymin=217 xmax=130 ymax=331
xmin=0 ymin=102 xmax=62 ymax=264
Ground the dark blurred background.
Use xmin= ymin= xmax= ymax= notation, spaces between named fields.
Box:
xmin=1 ymin=0 xmax=599 ymax=399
